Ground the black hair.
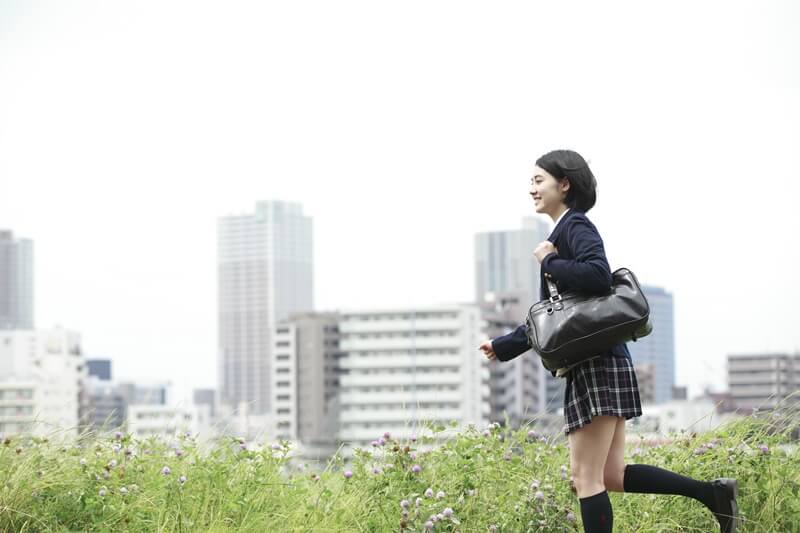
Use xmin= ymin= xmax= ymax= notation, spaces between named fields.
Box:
xmin=535 ymin=149 xmax=597 ymax=212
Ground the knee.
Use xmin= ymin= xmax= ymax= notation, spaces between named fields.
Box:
xmin=603 ymin=464 xmax=625 ymax=492
xmin=571 ymin=463 xmax=604 ymax=496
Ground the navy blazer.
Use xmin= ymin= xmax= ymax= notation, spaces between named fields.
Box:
xmin=491 ymin=209 xmax=632 ymax=363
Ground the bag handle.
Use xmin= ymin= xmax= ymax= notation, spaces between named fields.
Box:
xmin=545 ymin=276 xmax=561 ymax=302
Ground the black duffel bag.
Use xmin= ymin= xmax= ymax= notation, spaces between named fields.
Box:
xmin=525 ymin=267 xmax=652 ymax=372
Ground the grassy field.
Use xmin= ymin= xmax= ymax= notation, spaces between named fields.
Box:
xmin=1 ymin=404 xmax=798 ymax=532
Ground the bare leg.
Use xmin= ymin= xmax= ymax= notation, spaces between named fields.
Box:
xmin=568 ymin=415 xmax=619 ymax=498
xmin=603 ymin=417 xmax=626 ymax=492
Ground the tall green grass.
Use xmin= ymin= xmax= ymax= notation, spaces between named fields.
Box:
xmin=1 ymin=402 xmax=797 ymax=532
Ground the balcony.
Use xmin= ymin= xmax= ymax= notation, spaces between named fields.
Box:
xmin=339 ymin=390 xmax=463 ymax=405
xmin=340 ymin=373 xmax=462 ymax=388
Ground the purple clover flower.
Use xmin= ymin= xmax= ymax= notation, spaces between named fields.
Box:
xmin=161 ymin=466 xmax=171 ymax=475
xmin=343 ymin=470 xmax=353 ymax=479
xmin=411 ymin=464 xmax=422 ymax=473
xmin=425 ymin=488 xmax=434 ymax=498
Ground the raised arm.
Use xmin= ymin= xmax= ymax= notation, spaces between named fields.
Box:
xmin=541 ymin=217 xmax=612 ymax=294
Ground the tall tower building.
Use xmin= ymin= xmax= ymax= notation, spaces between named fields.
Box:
xmin=475 ymin=217 xmax=549 ymax=307
xmin=627 ymin=285 xmax=675 ymax=404
xmin=475 ymin=218 xmax=566 ymax=423
xmin=0 ymin=230 xmax=34 ymax=330
xmin=217 ymin=201 xmax=313 ymax=415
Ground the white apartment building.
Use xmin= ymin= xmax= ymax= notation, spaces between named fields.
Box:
xmin=273 ymin=323 xmax=299 ymax=440
xmin=0 ymin=382 xmax=36 ymax=436
xmin=728 ymin=353 xmax=800 ymax=411
xmin=337 ymin=305 xmax=491 ymax=453
xmin=0 ymin=328 xmax=86 ymax=437
xmin=127 ymin=404 xmax=212 ymax=443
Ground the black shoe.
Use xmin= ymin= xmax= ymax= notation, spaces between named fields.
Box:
xmin=710 ymin=478 xmax=738 ymax=533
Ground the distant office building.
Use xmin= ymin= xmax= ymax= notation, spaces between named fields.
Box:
xmin=193 ymin=388 xmax=217 ymax=419
xmin=627 ymin=285 xmax=675 ymax=404
xmin=127 ymin=404 xmax=211 ymax=441
xmin=272 ymin=312 xmax=341 ymax=458
xmin=87 ymin=359 xmax=112 ymax=381
xmin=727 ymin=353 xmax=800 ymax=411
xmin=480 ymin=294 xmax=561 ymax=432
xmin=672 ymin=385 xmax=688 ymax=401
xmin=218 ymin=201 xmax=313 ymax=415
xmin=0 ymin=327 xmax=86 ymax=437
xmin=337 ymin=305 xmax=490 ymax=454
xmin=85 ymin=379 xmax=169 ymax=432
xmin=634 ymin=364 xmax=656 ymax=404
xmin=475 ymin=217 xmax=549 ymax=307
xmin=631 ymin=398 xmax=738 ymax=436
xmin=475 ymin=218 xmax=565 ymax=424
xmin=0 ymin=230 xmax=34 ymax=330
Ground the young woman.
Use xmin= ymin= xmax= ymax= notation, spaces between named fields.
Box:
xmin=477 ymin=149 xmax=739 ymax=533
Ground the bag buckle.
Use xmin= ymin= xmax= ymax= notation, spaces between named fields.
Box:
xmin=549 ymin=294 xmax=562 ymax=304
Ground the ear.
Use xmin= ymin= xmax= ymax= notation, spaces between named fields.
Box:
xmin=560 ymin=178 xmax=571 ymax=194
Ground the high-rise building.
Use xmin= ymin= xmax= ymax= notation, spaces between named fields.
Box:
xmin=217 ymin=201 xmax=313 ymax=415
xmin=727 ymin=353 xmax=800 ymax=411
xmin=475 ymin=217 xmax=549 ymax=307
xmin=627 ymin=285 xmax=675 ymax=404
xmin=474 ymin=218 xmax=566 ymax=422
xmin=337 ymin=305 xmax=490 ymax=454
xmin=0 ymin=230 xmax=34 ymax=330
xmin=193 ymin=388 xmax=217 ymax=419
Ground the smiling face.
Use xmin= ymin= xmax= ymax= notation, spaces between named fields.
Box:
xmin=530 ymin=166 xmax=570 ymax=218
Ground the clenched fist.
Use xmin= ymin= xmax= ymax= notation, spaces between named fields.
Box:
xmin=478 ymin=340 xmax=496 ymax=361
xmin=534 ymin=241 xmax=557 ymax=263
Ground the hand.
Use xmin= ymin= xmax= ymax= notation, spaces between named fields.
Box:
xmin=533 ymin=241 xmax=557 ymax=264
xmin=478 ymin=340 xmax=496 ymax=361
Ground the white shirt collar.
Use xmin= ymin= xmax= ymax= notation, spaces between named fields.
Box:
xmin=553 ymin=208 xmax=570 ymax=228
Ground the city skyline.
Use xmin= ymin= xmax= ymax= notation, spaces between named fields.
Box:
xmin=1 ymin=1 xmax=799 ymax=405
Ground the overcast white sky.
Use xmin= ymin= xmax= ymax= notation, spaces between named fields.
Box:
xmin=1 ymin=1 xmax=798 ymax=405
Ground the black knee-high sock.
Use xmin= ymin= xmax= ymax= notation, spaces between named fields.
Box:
xmin=579 ymin=490 xmax=613 ymax=533
xmin=623 ymin=464 xmax=714 ymax=510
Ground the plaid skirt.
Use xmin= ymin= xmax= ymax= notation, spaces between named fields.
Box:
xmin=563 ymin=355 xmax=642 ymax=435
